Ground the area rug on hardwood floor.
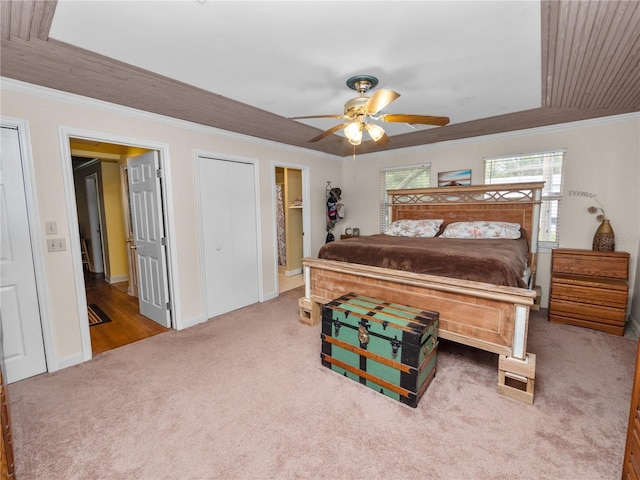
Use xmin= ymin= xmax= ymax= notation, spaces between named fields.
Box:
xmin=88 ymin=304 xmax=111 ymax=326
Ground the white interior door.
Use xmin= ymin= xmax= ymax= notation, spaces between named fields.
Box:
xmin=127 ymin=151 xmax=171 ymax=327
xmin=84 ymin=173 xmax=104 ymax=273
xmin=0 ymin=126 xmax=47 ymax=383
xmin=199 ymin=157 xmax=259 ymax=318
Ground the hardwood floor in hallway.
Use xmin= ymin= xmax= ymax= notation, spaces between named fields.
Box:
xmin=278 ymin=269 xmax=304 ymax=293
xmin=85 ymin=273 xmax=168 ymax=354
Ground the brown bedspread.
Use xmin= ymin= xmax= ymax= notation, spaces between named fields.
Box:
xmin=318 ymin=234 xmax=530 ymax=288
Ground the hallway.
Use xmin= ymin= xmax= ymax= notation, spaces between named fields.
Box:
xmin=85 ymin=273 xmax=168 ymax=354
xmin=278 ymin=270 xmax=304 ymax=293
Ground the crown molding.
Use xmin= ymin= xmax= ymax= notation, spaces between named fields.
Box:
xmin=3 ymin=77 xmax=637 ymax=163
xmin=352 ymin=111 xmax=640 ymax=160
xmin=0 ymin=77 xmax=342 ymax=162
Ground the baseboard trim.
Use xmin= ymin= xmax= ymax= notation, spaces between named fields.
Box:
xmin=263 ymin=290 xmax=278 ymax=301
xmin=627 ymin=313 xmax=640 ymax=340
xmin=178 ymin=314 xmax=207 ymax=330
xmin=107 ymin=275 xmax=129 ymax=284
xmin=56 ymin=352 xmax=86 ymax=371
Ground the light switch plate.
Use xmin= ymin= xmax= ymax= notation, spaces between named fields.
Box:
xmin=47 ymin=238 xmax=66 ymax=252
xmin=45 ymin=221 xmax=57 ymax=235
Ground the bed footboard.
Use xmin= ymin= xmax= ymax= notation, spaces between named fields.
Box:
xmin=302 ymin=258 xmax=536 ymax=360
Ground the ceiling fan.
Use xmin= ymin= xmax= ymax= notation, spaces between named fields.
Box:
xmin=289 ymin=75 xmax=450 ymax=146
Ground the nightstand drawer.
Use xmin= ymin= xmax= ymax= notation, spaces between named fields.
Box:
xmin=549 ymin=298 xmax=627 ymax=323
xmin=551 ymin=249 xmax=629 ymax=279
xmin=548 ymin=312 xmax=625 ymax=336
xmin=550 ymin=281 xmax=628 ymax=308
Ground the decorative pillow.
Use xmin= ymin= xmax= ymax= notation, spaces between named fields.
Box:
xmin=384 ymin=219 xmax=444 ymax=238
xmin=440 ymin=221 xmax=521 ymax=239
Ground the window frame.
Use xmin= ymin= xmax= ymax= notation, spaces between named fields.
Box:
xmin=379 ymin=163 xmax=431 ymax=232
xmin=484 ymin=149 xmax=565 ymax=252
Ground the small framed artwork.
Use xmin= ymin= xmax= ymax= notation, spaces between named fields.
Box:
xmin=438 ymin=169 xmax=471 ymax=187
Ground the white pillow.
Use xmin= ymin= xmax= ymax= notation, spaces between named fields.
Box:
xmin=440 ymin=221 xmax=521 ymax=239
xmin=384 ymin=219 xmax=444 ymax=238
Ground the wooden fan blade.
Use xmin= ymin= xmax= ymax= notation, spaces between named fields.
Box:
xmin=309 ymin=123 xmax=350 ymax=142
xmin=363 ymin=89 xmax=400 ymax=115
xmin=289 ymin=114 xmax=346 ymax=120
xmin=378 ymin=114 xmax=450 ymax=126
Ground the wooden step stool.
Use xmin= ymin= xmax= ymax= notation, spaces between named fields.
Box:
xmin=498 ymin=353 xmax=536 ymax=405
xmin=81 ymin=238 xmax=93 ymax=272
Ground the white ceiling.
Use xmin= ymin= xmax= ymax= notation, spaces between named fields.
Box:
xmin=48 ymin=0 xmax=542 ymax=139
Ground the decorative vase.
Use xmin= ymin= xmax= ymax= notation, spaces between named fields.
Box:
xmin=592 ymin=219 xmax=615 ymax=252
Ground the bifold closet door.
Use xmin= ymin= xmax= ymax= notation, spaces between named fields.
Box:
xmin=199 ymin=158 xmax=259 ymax=318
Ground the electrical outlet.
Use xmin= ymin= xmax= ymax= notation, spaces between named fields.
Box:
xmin=45 ymin=221 xmax=57 ymax=235
xmin=47 ymin=238 xmax=66 ymax=252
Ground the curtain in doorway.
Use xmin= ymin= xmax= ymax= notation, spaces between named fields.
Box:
xmin=276 ymin=184 xmax=286 ymax=266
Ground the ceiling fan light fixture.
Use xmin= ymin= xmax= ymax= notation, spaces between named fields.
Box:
xmin=346 ymin=75 xmax=378 ymax=93
xmin=365 ymin=123 xmax=386 ymax=142
xmin=294 ymin=74 xmax=448 ymax=146
xmin=344 ymin=121 xmax=362 ymax=145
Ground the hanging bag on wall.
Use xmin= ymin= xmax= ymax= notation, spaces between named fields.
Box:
xmin=325 ymin=184 xmax=343 ymax=243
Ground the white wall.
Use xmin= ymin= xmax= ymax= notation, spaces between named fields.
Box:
xmin=342 ymin=114 xmax=640 ymax=313
xmin=1 ymin=80 xmax=342 ymax=368
xmin=2 ymin=77 xmax=638 ymax=370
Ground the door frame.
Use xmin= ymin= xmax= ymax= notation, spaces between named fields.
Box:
xmin=1 ymin=117 xmax=56 ymax=372
xmin=194 ymin=150 xmax=264 ymax=326
xmin=59 ymin=127 xmax=182 ymax=363
xmin=271 ymin=161 xmax=311 ymax=294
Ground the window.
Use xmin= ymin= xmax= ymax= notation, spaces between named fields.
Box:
xmin=484 ymin=150 xmax=565 ymax=250
xmin=380 ymin=164 xmax=431 ymax=232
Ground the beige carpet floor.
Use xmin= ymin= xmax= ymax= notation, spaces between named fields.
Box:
xmin=8 ymin=287 xmax=637 ymax=479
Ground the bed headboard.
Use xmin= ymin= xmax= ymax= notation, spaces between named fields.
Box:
xmin=388 ymin=182 xmax=545 ymax=284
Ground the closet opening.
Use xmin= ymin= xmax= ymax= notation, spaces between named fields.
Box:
xmin=274 ymin=165 xmax=308 ymax=293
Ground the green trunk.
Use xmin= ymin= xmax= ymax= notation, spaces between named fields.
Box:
xmin=321 ymin=293 xmax=438 ymax=408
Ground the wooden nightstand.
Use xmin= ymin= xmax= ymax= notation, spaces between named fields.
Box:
xmin=549 ymin=248 xmax=629 ymax=335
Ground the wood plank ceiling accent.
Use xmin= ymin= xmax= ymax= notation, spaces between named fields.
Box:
xmin=1 ymin=0 xmax=638 ymax=157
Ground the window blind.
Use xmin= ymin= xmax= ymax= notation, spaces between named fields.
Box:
xmin=379 ymin=163 xmax=431 ymax=232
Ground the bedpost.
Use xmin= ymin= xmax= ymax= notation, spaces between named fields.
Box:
xmin=530 ymin=186 xmax=542 ymax=254
xmin=304 ymin=264 xmax=311 ymax=299
xmin=512 ymin=304 xmax=529 ymax=360
xmin=529 ymin=186 xmax=543 ymax=288
xmin=387 ymin=191 xmax=393 ymax=231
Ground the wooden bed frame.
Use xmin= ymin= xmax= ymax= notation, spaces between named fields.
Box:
xmin=301 ymin=182 xmax=545 ymax=403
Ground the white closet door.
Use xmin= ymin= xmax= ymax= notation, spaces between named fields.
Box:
xmin=200 ymin=158 xmax=259 ymax=318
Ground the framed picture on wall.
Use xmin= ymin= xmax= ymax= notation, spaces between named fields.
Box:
xmin=438 ymin=169 xmax=471 ymax=187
